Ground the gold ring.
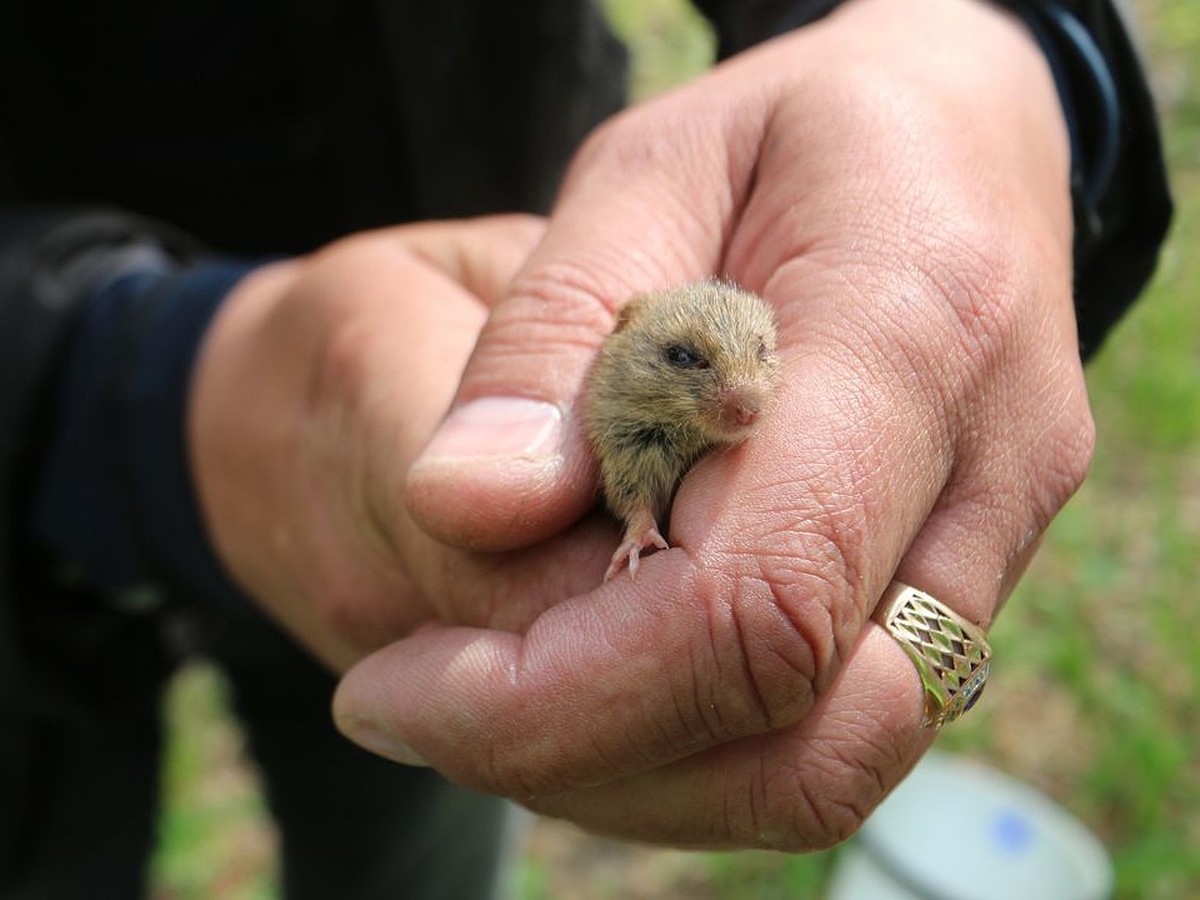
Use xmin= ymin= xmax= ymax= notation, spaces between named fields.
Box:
xmin=874 ymin=581 xmax=991 ymax=728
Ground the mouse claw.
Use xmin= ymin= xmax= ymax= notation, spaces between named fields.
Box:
xmin=604 ymin=521 xmax=669 ymax=581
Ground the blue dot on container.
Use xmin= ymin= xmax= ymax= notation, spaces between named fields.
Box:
xmin=991 ymin=808 xmax=1035 ymax=854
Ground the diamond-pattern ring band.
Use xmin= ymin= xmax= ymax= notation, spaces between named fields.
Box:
xmin=873 ymin=582 xmax=991 ymax=728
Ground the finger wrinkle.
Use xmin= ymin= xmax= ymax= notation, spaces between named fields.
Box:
xmin=683 ymin=566 xmax=783 ymax=745
xmin=718 ymin=579 xmax=779 ymax=733
xmin=738 ymin=750 xmax=776 ymax=849
xmin=780 ymin=753 xmax=871 ymax=850
xmin=821 ymin=717 xmax=901 ymax=800
xmin=507 ymin=258 xmax=630 ymax=327
xmin=771 ymin=764 xmax=843 ymax=851
xmin=754 ymin=503 xmax=868 ymax=672
xmin=691 ymin=607 xmax=734 ymax=740
xmin=481 ymin=316 xmax=608 ymax=361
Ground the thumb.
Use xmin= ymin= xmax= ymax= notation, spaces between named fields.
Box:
xmin=406 ymin=90 xmax=764 ymax=551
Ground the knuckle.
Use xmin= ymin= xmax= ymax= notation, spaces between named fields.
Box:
xmin=742 ymin=764 xmax=867 ymax=852
xmin=880 ymin=226 xmax=1077 ymax=465
xmin=686 ymin=567 xmax=781 ymax=741
xmin=309 ymin=315 xmax=375 ymax=415
xmin=461 ymin=263 xmax=615 ymax=400
xmin=757 ymin=546 xmax=853 ymax=696
xmin=754 ymin=735 xmax=902 ymax=852
xmin=568 ymin=109 xmax=636 ymax=176
xmin=714 ymin=490 xmax=873 ymax=733
xmin=566 ymin=102 xmax=682 ymax=190
xmin=312 ymin=585 xmax=361 ymax=640
xmin=506 ymin=258 xmax=620 ymax=333
xmin=486 ymin=211 xmax=547 ymax=244
xmin=910 ymin=225 xmax=1032 ymax=396
xmin=1052 ymin=397 xmax=1096 ymax=487
xmin=1029 ymin=390 xmax=1096 ymax=528
xmin=1063 ymin=404 xmax=1097 ymax=490
xmin=495 ymin=261 xmax=621 ymax=368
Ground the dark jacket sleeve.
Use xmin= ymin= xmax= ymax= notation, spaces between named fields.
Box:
xmin=0 ymin=214 xmax=95 ymax=707
xmin=694 ymin=0 xmax=1173 ymax=359
xmin=0 ymin=213 xmax=191 ymax=688
xmin=0 ymin=211 xmax=217 ymax=877
xmin=0 ymin=213 xmax=253 ymax=703
xmin=3 ymin=210 xmax=259 ymax=600
xmin=1003 ymin=1 xmax=1173 ymax=357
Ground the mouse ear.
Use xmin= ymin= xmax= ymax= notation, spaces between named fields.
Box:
xmin=612 ymin=289 xmax=666 ymax=334
xmin=612 ymin=293 xmax=647 ymax=333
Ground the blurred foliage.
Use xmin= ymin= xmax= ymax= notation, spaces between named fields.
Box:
xmin=152 ymin=666 xmax=278 ymax=899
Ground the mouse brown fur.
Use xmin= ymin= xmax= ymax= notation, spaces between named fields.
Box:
xmin=583 ymin=279 xmax=780 ymax=580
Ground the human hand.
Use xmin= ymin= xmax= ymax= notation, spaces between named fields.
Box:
xmin=189 ymin=214 xmax=620 ymax=672
xmin=332 ymin=0 xmax=1095 ymax=850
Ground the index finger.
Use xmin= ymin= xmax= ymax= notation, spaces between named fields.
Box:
xmin=402 ymin=72 xmax=772 ymax=553
xmin=332 ymin=331 xmax=946 ymax=795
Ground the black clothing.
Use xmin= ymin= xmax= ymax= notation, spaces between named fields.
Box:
xmin=0 ymin=0 xmax=628 ymax=253
xmin=2 ymin=3 xmax=631 ymax=895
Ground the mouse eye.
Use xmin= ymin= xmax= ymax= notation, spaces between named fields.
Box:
xmin=663 ymin=344 xmax=709 ymax=370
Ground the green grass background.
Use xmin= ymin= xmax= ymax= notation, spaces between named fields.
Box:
xmin=150 ymin=1 xmax=1200 ymax=896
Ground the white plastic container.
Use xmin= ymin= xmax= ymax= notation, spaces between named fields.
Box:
xmin=826 ymin=751 xmax=1113 ymax=900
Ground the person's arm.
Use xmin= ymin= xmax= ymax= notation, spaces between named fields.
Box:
xmin=185 ymin=215 xmax=561 ymax=671
xmin=0 ymin=211 xmax=257 ymax=617
xmin=989 ymin=0 xmax=1171 ymax=354
xmin=4 ymin=211 xmax=556 ymax=675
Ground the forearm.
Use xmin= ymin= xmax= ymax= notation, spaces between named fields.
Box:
xmin=0 ymin=211 xmax=256 ymax=608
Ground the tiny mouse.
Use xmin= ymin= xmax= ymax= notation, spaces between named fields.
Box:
xmin=583 ymin=279 xmax=780 ymax=580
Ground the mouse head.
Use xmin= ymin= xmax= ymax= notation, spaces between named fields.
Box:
xmin=612 ymin=280 xmax=780 ymax=444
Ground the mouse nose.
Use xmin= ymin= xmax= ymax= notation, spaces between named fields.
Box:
xmin=719 ymin=386 xmax=764 ymax=430
xmin=729 ymin=399 xmax=759 ymax=426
